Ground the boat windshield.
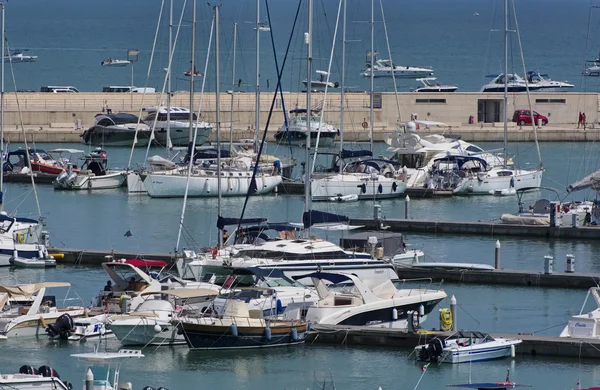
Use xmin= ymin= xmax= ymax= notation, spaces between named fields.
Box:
xmin=258 ymin=277 xmax=304 ymax=288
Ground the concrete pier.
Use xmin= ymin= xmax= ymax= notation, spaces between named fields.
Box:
xmin=307 ymin=325 xmax=600 ymax=359
xmin=2 ymin=91 xmax=600 ymax=143
xmin=50 ymin=247 xmax=176 ymax=265
xmin=350 ymin=218 xmax=600 ymax=240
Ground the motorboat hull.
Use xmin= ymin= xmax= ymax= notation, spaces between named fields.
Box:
xmin=142 ymin=172 xmax=282 ymax=198
xmin=311 ymin=174 xmax=406 ymax=201
xmin=444 ymin=344 xmax=517 ymax=363
xmin=0 ymin=244 xmax=50 ymax=267
xmin=274 ymin=130 xmax=337 ymax=148
xmin=152 ymin=123 xmax=212 ymax=147
xmin=110 ymin=322 xmax=184 ymax=346
xmin=362 ymin=68 xmax=434 ymax=78
xmin=11 ymin=257 xmax=56 ymax=268
xmin=453 ymin=170 xmax=543 ymax=195
xmin=54 ymin=171 xmax=126 ymax=190
xmin=82 ymin=128 xmax=152 ymax=147
xmin=178 ymin=318 xmax=306 ymax=350
xmin=69 ymin=315 xmax=112 ymax=341
xmin=0 ymin=309 xmax=86 ymax=338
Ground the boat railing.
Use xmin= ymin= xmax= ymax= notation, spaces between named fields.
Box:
xmin=396 ymin=277 xmax=443 ymax=295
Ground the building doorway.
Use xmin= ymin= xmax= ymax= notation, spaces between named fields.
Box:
xmin=477 ymin=99 xmax=502 ymax=123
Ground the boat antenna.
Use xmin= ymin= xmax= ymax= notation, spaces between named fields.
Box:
xmin=510 ymin=0 xmax=542 ymax=168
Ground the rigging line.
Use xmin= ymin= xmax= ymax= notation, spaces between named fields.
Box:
xmin=6 ymin=40 xmax=41 ymax=218
xmin=235 ymin=0 xmax=302 ymax=233
xmin=176 ymin=8 xmax=214 ymax=252
xmin=482 ymin=0 xmax=499 ymax=81
xmin=510 ymin=0 xmax=542 ymax=168
xmin=311 ymin=0 xmax=342 ymax=173
xmin=127 ymin=0 xmax=165 ymax=167
xmin=379 ymin=0 xmax=401 ymax=125
xmin=265 ymin=0 xmax=294 ymax=158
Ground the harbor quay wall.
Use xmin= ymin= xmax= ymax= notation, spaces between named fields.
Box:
xmin=307 ymin=325 xmax=600 ymax=360
xmin=1 ymin=91 xmax=599 ymax=143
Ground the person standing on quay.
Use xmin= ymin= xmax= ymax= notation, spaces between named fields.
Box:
xmin=578 ymin=111 xmax=583 ymax=128
xmin=583 ymin=112 xmax=587 ymax=129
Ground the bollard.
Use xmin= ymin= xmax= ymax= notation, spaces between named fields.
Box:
xmin=85 ymin=369 xmax=94 ymax=390
xmin=566 ymin=254 xmax=575 ymax=273
xmin=405 ymin=195 xmax=410 ymax=219
xmin=572 ymin=213 xmax=579 ymax=228
xmin=450 ymin=295 xmax=457 ymax=331
xmin=373 ymin=204 xmax=381 ymax=221
xmin=495 ymin=240 xmax=501 ymax=269
xmin=544 ymin=255 xmax=554 ymax=274
xmin=549 ymin=201 xmax=560 ymax=227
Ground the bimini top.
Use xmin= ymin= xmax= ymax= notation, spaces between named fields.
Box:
xmin=0 ymin=282 xmax=71 ymax=298
xmin=432 ymin=155 xmax=488 ymax=170
xmin=71 ymin=349 xmax=144 ymax=364
xmin=0 ymin=212 xmax=39 ymax=224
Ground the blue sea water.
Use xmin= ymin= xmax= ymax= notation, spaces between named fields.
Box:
xmin=2 ymin=0 xmax=598 ymax=93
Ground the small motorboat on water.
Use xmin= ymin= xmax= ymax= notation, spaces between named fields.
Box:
xmin=361 ymin=52 xmax=433 ymax=79
xmin=415 ymin=331 xmax=522 ymax=364
xmin=4 ymin=50 xmax=37 ymax=63
xmin=11 ymin=255 xmax=56 ymax=268
xmin=303 ymin=70 xmax=339 ymax=91
xmin=101 ymin=58 xmax=130 ymax=67
xmin=184 ymin=66 xmax=202 ymax=77
xmin=328 ymin=193 xmax=359 ymax=202
xmin=54 ymin=149 xmax=126 ymax=191
xmin=411 ymin=78 xmax=458 ymax=92
xmin=4 ymin=148 xmax=81 ymax=177
xmin=560 ymin=287 xmax=600 ymax=339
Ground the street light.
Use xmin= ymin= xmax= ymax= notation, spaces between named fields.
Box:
xmin=127 ymin=48 xmax=139 ymax=108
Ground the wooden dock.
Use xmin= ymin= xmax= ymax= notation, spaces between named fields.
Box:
xmin=350 ymin=218 xmax=600 ymax=240
xmin=307 ymin=325 xmax=600 ymax=359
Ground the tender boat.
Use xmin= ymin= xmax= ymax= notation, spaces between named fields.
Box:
xmin=11 ymin=254 xmax=56 ymax=268
xmin=302 ymin=70 xmax=339 ymax=91
xmin=176 ymin=298 xmax=307 ymax=350
xmin=415 ymin=331 xmax=522 ymax=364
xmin=4 ymin=148 xmax=82 ymax=177
xmin=362 ymin=56 xmax=433 ymax=79
xmin=274 ymin=108 xmax=338 ymax=148
xmin=286 ymin=271 xmax=446 ymax=329
xmin=4 ymin=50 xmax=37 ymax=63
xmin=109 ymin=288 xmax=219 ymax=346
xmin=560 ymin=287 xmax=600 ymax=339
xmin=142 ymin=106 xmax=212 ymax=147
xmin=411 ymin=78 xmax=458 ymax=92
xmin=0 ymin=282 xmax=86 ymax=338
xmin=54 ymin=149 xmax=126 ymax=190
xmin=81 ymin=113 xmax=152 ymax=147
xmin=101 ymin=58 xmax=131 ymax=67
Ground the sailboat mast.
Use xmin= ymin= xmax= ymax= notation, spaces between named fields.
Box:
xmin=339 ymin=0 xmax=346 ymax=174
xmin=255 ymin=0 xmax=260 ymax=148
xmin=230 ymin=23 xmax=237 ymax=152
xmin=215 ymin=4 xmax=222 ymax=248
xmin=503 ymin=0 xmax=508 ymax=168
xmin=166 ymin=0 xmax=173 ymax=152
xmin=369 ymin=0 xmax=374 ymax=154
xmin=0 ymin=2 xmax=4 ymax=210
xmin=189 ymin=0 xmax=196 ymax=146
xmin=304 ymin=0 xmax=313 ymax=218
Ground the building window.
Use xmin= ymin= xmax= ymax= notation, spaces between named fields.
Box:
xmin=535 ymin=98 xmax=566 ymax=104
xmin=415 ymin=99 xmax=446 ymax=104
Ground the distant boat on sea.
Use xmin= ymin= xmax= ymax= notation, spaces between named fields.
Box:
xmin=101 ymin=58 xmax=131 ymax=67
xmin=4 ymin=50 xmax=37 ymax=63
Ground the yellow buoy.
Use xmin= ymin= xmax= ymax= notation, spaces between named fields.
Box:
xmin=439 ymin=308 xmax=453 ymax=331
xmin=48 ymin=253 xmax=64 ymax=259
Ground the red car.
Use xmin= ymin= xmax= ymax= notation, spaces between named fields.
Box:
xmin=512 ymin=109 xmax=548 ymax=126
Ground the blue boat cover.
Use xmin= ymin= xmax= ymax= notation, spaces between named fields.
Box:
xmin=340 ymin=149 xmax=372 ymax=159
xmin=216 ymin=216 xmax=267 ymax=230
xmin=302 ymin=210 xmax=349 ymax=228
xmin=0 ymin=213 xmax=38 ymax=224
xmin=432 ymin=155 xmax=488 ymax=170
xmin=291 ymin=272 xmax=353 ymax=284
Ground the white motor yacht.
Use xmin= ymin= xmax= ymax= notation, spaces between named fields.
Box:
xmin=0 ymin=282 xmax=85 ymax=338
xmin=415 ymin=331 xmax=521 ymax=364
xmin=284 ymin=271 xmax=446 ymax=329
xmin=302 ymin=70 xmax=339 ymax=91
xmin=274 ymin=108 xmax=338 ymax=148
xmin=560 ymin=287 xmax=600 ymax=339
xmin=411 ymin=78 xmax=457 ymax=92
xmin=525 ymin=71 xmax=573 ymax=91
xmin=4 ymin=50 xmax=37 ymax=63
xmin=142 ymin=106 xmax=212 ymax=147
xmin=81 ymin=113 xmax=151 ymax=146
xmin=101 ymin=58 xmax=131 ymax=67
xmin=362 ymin=58 xmax=433 ymax=78
xmin=480 ymin=73 xmax=541 ymax=93
xmin=0 ymin=366 xmax=69 ymax=390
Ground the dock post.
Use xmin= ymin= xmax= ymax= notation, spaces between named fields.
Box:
xmin=85 ymin=369 xmax=94 ymax=390
xmin=450 ymin=295 xmax=457 ymax=331
xmin=544 ymin=255 xmax=554 ymax=274
xmin=404 ymin=195 xmax=410 ymax=219
xmin=495 ymin=240 xmax=501 ymax=269
xmin=373 ymin=204 xmax=382 ymax=229
xmin=566 ymin=254 xmax=575 ymax=273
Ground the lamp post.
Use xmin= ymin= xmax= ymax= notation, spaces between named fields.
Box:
xmin=127 ymin=48 xmax=139 ymax=108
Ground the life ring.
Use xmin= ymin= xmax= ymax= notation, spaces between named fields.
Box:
xmin=439 ymin=308 xmax=453 ymax=331
xmin=16 ymin=232 xmax=25 ymax=244
xmin=362 ymin=121 xmax=368 ymax=129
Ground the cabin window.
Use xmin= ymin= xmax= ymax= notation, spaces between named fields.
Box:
xmin=415 ymin=99 xmax=446 ymax=104
xmin=535 ymin=98 xmax=566 ymax=104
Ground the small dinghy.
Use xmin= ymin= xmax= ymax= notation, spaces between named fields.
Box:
xmin=11 ymin=255 xmax=56 ymax=268
xmin=328 ymin=193 xmax=359 ymax=202
xmin=448 ymin=369 xmax=530 ymax=390
xmin=490 ymin=188 xmax=516 ymax=196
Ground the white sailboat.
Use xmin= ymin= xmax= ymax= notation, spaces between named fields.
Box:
xmin=311 ymin=0 xmax=406 ymax=201
xmin=449 ymin=0 xmax=543 ymax=195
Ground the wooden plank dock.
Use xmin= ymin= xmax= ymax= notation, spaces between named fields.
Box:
xmin=307 ymin=325 xmax=600 ymax=359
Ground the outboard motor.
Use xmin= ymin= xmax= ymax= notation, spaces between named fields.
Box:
xmin=418 ymin=337 xmax=445 ymax=363
xmin=19 ymin=365 xmax=37 ymax=375
xmin=38 ymin=366 xmax=60 ymax=379
xmin=45 ymin=313 xmax=74 ymax=339
xmin=55 ymin=171 xmax=68 ymax=185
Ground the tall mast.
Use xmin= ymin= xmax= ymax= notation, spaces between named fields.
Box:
xmin=254 ymin=0 xmax=260 ymax=148
xmin=339 ymin=0 xmax=346 ymax=173
xmin=230 ymin=23 xmax=237 ymax=152
xmin=0 ymin=2 xmax=4 ymax=210
xmin=304 ymin=0 xmax=313 ymax=221
xmin=215 ymin=4 xmax=222 ymax=247
xmin=503 ymin=0 xmax=508 ymax=168
xmin=166 ymin=0 xmax=173 ymax=152
xmin=189 ymin=0 xmax=196 ymax=146
xmin=369 ymin=0 xmax=374 ymax=154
